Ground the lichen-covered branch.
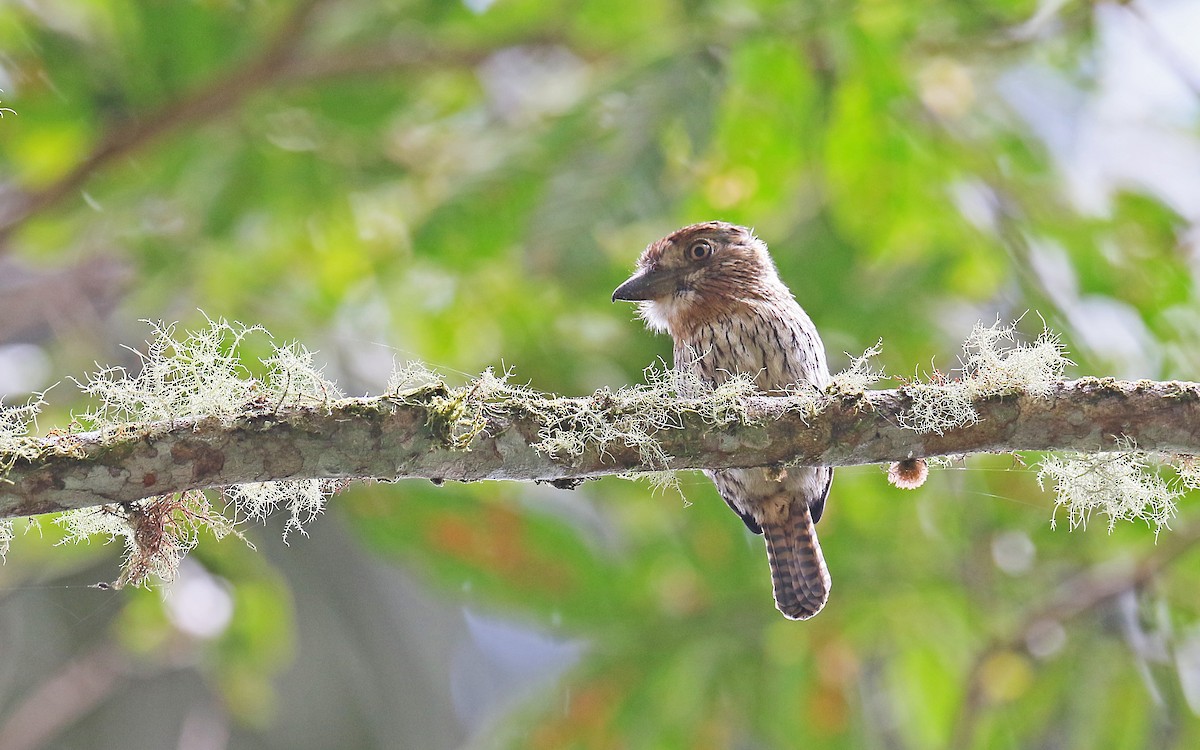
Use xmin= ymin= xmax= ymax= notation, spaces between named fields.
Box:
xmin=0 ymin=317 xmax=1189 ymax=587
xmin=4 ymin=377 xmax=1199 ymax=519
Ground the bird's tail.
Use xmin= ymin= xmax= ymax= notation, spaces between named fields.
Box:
xmin=761 ymin=503 xmax=831 ymax=620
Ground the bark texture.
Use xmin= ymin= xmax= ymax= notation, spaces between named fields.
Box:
xmin=2 ymin=377 xmax=1198 ymax=519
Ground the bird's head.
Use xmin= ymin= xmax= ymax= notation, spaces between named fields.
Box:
xmin=612 ymin=221 xmax=786 ymax=335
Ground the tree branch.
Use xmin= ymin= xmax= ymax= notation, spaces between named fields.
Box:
xmin=3 ymin=377 xmax=1198 ymax=519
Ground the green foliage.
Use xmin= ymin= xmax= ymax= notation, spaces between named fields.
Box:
xmin=2 ymin=0 xmax=1200 ymax=748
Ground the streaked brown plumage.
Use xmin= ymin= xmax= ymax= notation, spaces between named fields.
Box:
xmin=612 ymin=221 xmax=833 ymax=620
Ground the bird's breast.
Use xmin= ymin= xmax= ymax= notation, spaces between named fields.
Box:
xmin=674 ymin=303 xmax=828 ymax=393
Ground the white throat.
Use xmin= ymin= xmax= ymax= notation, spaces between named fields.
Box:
xmin=637 ymin=290 xmax=699 ymax=334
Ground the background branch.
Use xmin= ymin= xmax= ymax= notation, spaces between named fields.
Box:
xmin=0 ymin=0 xmax=573 ymax=248
xmin=0 ymin=0 xmax=331 ymax=246
xmin=0 ymin=644 xmax=130 ymax=750
xmin=947 ymin=521 xmax=1200 ymax=750
xmin=4 ymin=377 xmax=1198 ymax=518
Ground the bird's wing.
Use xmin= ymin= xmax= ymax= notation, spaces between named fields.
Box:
xmin=810 ymin=467 xmax=832 ymax=524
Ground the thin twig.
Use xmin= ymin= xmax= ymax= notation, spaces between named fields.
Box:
xmin=1123 ymin=0 xmax=1200 ymax=99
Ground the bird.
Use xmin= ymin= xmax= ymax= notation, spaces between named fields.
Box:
xmin=612 ymin=221 xmax=834 ymax=620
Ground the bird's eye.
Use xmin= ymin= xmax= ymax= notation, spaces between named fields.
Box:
xmin=688 ymin=240 xmax=714 ymax=260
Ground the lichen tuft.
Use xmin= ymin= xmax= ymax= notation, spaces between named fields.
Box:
xmin=530 ymin=356 xmax=758 ymax=472
xmin=54 ymin=316 xmax=343 ymax=586
xmin=0 ymin=390 xmax=49 ymax=471
xmin=1038 ymin=447 xmax=1178 ymax=537
xmin=900 ymin=319 xmax=1069 ymax=434
xmin=829 ymin=340 xmax=885 ymax=395
xmin=55 ymin=491 xmax=244 ymax=588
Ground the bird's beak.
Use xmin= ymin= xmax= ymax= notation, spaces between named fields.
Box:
xmin=611 ymin=266 xmax=679 ymax=302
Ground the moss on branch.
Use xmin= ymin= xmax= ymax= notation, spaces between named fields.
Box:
xmin=5 ymin=377 xmax=1200 ymax=507
xmin=1 ymin=318 xmax=1196 ymax=587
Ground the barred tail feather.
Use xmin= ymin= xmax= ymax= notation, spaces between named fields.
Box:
xmin=762 ymin=504 xmax=831 ymax=620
